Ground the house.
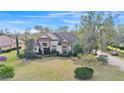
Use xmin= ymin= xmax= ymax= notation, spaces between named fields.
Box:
xmin=0 ymin=34 xmax=25 ymax=52
xmin=34 ymin=32 xmax=78 ymax=55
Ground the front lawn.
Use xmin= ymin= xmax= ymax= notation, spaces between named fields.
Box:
xmin=1 ymin=52 xmax=124 ymax=80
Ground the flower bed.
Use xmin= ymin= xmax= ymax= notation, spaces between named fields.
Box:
xmin=0 ymin=56 xmax=7 ymax=61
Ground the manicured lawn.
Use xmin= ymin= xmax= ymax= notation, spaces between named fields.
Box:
xmin=1 ymin=51 xmax=124 ymax=80
xmin=10 ymin=58 xmax=79 ymax=80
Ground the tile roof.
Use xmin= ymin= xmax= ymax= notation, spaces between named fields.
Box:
xmin=53 ymin=32 xmax=78 ymax=44
xmin=0 ymin=35 xmax=24 ymax=47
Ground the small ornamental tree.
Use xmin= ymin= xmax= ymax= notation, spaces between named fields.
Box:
xmin=16 ymin=35 xmax=20 ymax=56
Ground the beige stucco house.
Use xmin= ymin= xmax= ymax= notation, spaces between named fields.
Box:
xmin=34 ymin=32 xmax=78 ymax=55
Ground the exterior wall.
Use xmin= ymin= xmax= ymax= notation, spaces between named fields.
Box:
xmin=39 ymin=38 xmax=50 ymax=54
xmin=50 ymin=40 xmax=59 ymax=51
xmin=57 ymin=45 xmax=62 ymax=54
xmin=61 ymin=41 xmax=70 ymax=54
xmin=35 ymin=40 xmax=73 ymax=54
xmin=34 ymin=34 xmax=75 ymax=55
xmin=68 ymin=45 xmax=72 ymax=51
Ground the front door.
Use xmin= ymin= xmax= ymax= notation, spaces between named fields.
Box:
xmin=44 ymin=47 xmax=50 ymax=55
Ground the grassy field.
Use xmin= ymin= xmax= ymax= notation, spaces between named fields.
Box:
xmin=1 ymin=51 xmax=124 ymax=80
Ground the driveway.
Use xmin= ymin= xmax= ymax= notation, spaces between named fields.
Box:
xmin=97 ymin=50 xmax=124 ymax=71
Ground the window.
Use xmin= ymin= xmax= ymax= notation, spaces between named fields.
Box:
xmin=52 ymin=45 xmax=57 ymax=51
xmin=63 ymin=49 xmax=67 ymax=54
xmin=52 ymin=45 xmax=56 ymax=47
xmin=42 ymin=43 xmax=47 ymax=46
xmin=63 ymin=46 xmax=67 ymax=48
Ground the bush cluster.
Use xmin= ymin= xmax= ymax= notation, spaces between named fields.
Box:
xmin=0 ymin=64 xmax=15 ymax=80
xmin=74 ymin=67 xmax=94 ymax=80
xmin=59 ymin=51 xmax=73 ymax=57
xmin=96 ymin=55 xmax=108 ymax=64
xmin=18 ymin=53 xmax=24 ymax=59
xmin=50 ymin=50 xmax=59 ymax=56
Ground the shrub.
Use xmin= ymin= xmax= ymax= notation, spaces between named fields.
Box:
xmin=73 ymin=52 xmax=78 ymax=57
xmin=68 ymin=51 xmax=73 ymax=56
xmin=74 ymin=67 xmax=94 ymax=80
xmin=119 ymin=47 xmax=124 ymax=50
xmin=0 ymin=65 xmax=15 ymax=79
xmin=18 ymin=53 xmax=24 ymax=59
xmin=59 ymin=51 xmax=73 ymax=57
xmin=0 ymin=56 xmax=7 ymax=61
xmin=77 ymin=54 xmax=82 ymax=59
xmin=50 ymin=49 xmax=57 ymax=56
xmin=59 ymin=54 xmax=70 ymax=57
xmin=0 ymin=64 xmax=5 ymax=68
xmin=96 ymin=55 xmax=108 ymax=64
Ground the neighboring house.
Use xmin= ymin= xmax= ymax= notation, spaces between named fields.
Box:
xmin=34 ymin=32 xmax=78 ymax=55
xmin=0 ymin=34 xmax=25 ymax=52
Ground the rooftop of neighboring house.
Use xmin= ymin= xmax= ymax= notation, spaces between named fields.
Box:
xmin=0 ymin=34 xmax=25 ymax=47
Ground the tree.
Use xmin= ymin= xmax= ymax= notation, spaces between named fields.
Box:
xmin=24 ymin=28 xmax=31 ymax=43
xmin=16 ymin=34 xmax=19 ymax=56
xmin=80 ymin=12 xmax=101 ymax=53
xmin=73 ymin=41 xmax=83 ymax=55
xmin=98 ymin=12 xmax=117 ymax=50
xmin=80 ymin=12 xmax=117 ymax=53
xmin=56 ymin=26 xmax=69 ymax=32
xmin=34 ymin=25 xmax=50 ymax=34
xmin=15 ymin=31 xmax=20 ymax=57
xmin=24 ymin=39 xmax=36 ymax=59
xmin=114 ymin=24 xmax=124 ymax=47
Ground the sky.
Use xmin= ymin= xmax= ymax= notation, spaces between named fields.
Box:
xmin=0 ymin=11 xmax=124 ymax=33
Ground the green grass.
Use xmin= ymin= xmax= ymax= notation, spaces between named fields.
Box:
xmin=1 ymin=52 xmax=124 ymax=80
xmin=0 ymin=51 xmax=17 ymax=65
xmin=73 ymin=57 xmax=124 ymax=80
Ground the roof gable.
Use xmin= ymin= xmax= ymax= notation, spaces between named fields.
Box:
xmin=53 ymin=32 xmax=78 ymax=44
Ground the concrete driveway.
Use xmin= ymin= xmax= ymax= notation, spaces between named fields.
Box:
xmin=97 ymin=50 xmax=124 ymax=71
